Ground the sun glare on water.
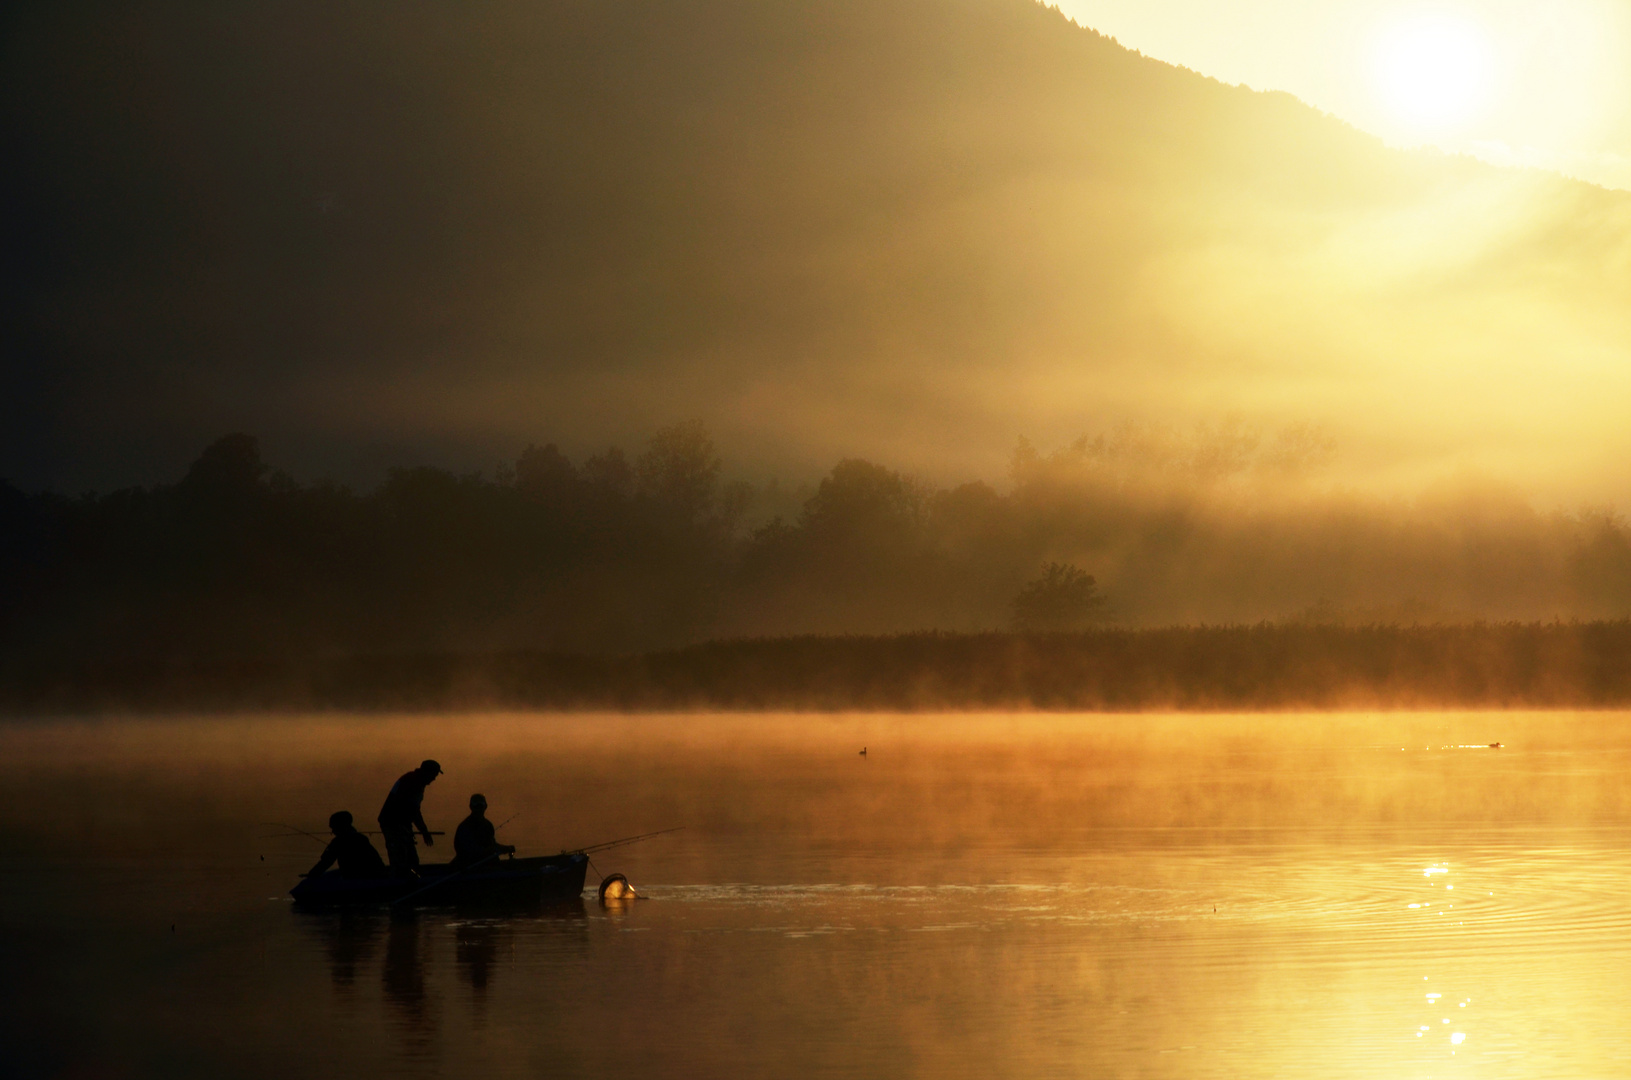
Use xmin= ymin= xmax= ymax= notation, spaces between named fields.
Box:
xmin=1371 ymin=13 xmax=1495 ymax=133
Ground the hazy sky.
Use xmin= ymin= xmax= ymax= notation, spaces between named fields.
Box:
xmin=1056 ymin=0 xmax=1631 ymax=188
xmin=4 ymin=0 xmax=1631 ymax=505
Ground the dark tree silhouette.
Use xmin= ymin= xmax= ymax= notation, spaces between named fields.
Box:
xmin=179 ymin=433 xmax=267 ymax=497
xmin=5 ymin=422 xmax=1631 ymax=694
xmin=514 ymin=443 xmax=578 ymax=505
xmin=800 ymin=459 xmax=922 ymax=542
xmin=1011 ymin=562 xmax=1106 ymax=632
xmin=635 ymin=421 xmax=721 ymax=525
xmin=582 ymin=447 xmax=634 ymax=499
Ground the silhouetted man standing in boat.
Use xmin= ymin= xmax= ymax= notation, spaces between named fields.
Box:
xmin=452 ymin=793 xmax=515 ymax=868
xmin=378 ymin=759 xmax=442 ymax=876
xmin=306 ymin=811 xmax=388 ymax=878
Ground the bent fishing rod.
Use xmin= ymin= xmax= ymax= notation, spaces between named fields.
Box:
xmin=389 ymin=828 xmax=682 ymax=907
xmin=565 ymin=826 xmax=684 ymax=856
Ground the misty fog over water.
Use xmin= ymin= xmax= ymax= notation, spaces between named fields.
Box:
xmin=4 ymin=711 xmax=1631 ymax=1078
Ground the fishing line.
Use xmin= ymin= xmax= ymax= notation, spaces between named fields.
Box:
xmin=260 ymin=822 xmax=326 ymax=844
xmin=568 ymin=826 xmax=684 ymax=856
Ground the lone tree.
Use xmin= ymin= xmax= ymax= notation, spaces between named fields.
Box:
xmin=1011 ymin=562 xmax=1106 ymax=632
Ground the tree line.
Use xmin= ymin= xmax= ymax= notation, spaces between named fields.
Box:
xmin=4 ymin=422 xmax=1631 ymax=677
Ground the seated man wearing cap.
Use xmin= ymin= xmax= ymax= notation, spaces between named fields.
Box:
xmin=451 ymin=793 xmax=516 ymax=869
xmin=305 ymin=810 xmax=388 ymax=878
xmin=377 ymin=759 xmax=442 ymax=876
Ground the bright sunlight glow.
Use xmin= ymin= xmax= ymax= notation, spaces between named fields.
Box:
xmin=1372 ymin=14 xmax=1495 ymax=132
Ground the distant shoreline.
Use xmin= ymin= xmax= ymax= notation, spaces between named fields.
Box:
xmin=5 ymin=622 xmax=1631 ymax=714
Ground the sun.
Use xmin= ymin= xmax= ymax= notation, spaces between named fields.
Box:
xmin=1371 ymin=13 xmax=1495 ymax=133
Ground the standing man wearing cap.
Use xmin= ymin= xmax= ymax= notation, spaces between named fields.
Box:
xmin=377 ymin=759 xmax=442 ymax=876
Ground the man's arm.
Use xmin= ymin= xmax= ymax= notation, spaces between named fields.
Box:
xmin=482 ymin=817 xmax=513 ymax=855
xmin=306 ymin=839 xmax=339 ymax=877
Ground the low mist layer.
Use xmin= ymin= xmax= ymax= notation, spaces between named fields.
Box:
xmin=8 ymin=624 xmax=1631 ymax=713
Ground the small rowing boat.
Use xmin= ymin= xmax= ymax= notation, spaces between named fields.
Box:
xmin=289 ymin=852 xmax=589 ymax=909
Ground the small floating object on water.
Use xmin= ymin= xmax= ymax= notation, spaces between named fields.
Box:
xmin=859 ymin=747 xmax=867 ymax=756
xmin=598 ymin=873 xmax=638 ymax=903
xmin=1489 ymin=742 xmax=1503 ymax=749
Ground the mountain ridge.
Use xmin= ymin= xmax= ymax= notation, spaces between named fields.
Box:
xmin=3 ymin=0 xmax=1629 ymax=497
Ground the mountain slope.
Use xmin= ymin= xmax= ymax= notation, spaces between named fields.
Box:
xmin=4 ymin=0 xmax=1629 ymax=495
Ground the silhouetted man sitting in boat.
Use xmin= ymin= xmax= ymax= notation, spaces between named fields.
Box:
xmin=306 ymin=811 xmax=388 ymax=879
xmin=452 ymin=793 xmax=515 ymax=869
xmin=378 ymin=759 xmax=442 ymax=876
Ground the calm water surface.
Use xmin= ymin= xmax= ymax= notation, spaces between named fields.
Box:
xmin=3 ymin=711 xmax=1631 ymax=1079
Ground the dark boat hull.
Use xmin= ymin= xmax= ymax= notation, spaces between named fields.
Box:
xmin=290 ymin=853 xmax=589 ymax=908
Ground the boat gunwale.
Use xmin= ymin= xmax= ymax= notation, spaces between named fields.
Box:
xmin=290 ymin=851 xmax=589 ymax=908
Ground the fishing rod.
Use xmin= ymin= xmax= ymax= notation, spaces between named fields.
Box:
xmin=567 ymin=826 xmax=684 ymax=856
xmin=260 ymin=823 xmax=444 ymax=843
xmin=390 ymin=850 xmax=504 ymax=907
xmin=260 ymin=822 xmax=326 ymax=844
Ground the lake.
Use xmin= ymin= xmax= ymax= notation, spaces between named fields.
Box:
xmin=2 ymin=711 xmax=1630 ymax=1079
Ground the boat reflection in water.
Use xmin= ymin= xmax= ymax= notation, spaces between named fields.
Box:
xmin=294 ymin=847 xmax=591 ymax=1034
xmin=310 ymin=910 xmax=384 ymax=995
xmin=300 ymin=894 xmax=590 ymax=1038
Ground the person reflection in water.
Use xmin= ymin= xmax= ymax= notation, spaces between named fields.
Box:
xmin=306 ymin=811 xmax=387 ymax=879
xmin=378 ymin=759 xmax=442 ymax=877
xmin=314 ymin=912 xmax=382 ymax=995
xmin=383 ymin=915 xmax=433 ymax=1050
xmin=456 ymin=920 xmax=510 ymax=1009
xmin=451 ymin=793 xmax=515 ymax=868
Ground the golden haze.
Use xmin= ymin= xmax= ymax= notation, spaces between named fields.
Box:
xmin=4 ymin=0 xmax=1631 ymax=510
